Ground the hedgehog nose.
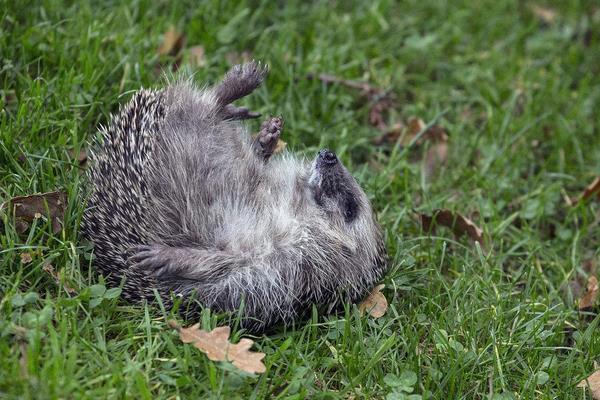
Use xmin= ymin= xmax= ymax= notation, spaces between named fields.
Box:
xmin=318 ymin=149 xmax=338 ymax=166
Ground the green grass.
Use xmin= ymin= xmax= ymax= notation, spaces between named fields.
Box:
xmin=1 ymin=0 xmax=599 ymax=398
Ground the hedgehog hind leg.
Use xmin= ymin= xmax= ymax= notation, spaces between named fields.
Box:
xmin=213 ymin=61 xmax=268 ymax=108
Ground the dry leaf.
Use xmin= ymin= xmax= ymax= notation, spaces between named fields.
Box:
xmin=528 ymin=3 xmax=557 ymax=24
xmin=307 ymin=73 xmax=396 ymax=132
xmin=69 ymin=149 xmax=87 ymax=166
xmin=188 ymin=46 xmax=205 ymax=67
xmin=358 ymin=284 xmax=388 ymax=318
xmin=158 ymin=26 xmax=185 ymax=56
xmin=157 ymin=26 xmax=185 ymax=72
xmin=171 ymin=322 xmax=266 ymax=374
xmin=20 ymin=253 xmax=32 ymax=264
xmin=1 ymin=191 xmax=67 ymax=234
xmin=569 ymin=258 xmax=598 ymax=301
xmin=420 ymin=209 xmax=484 ymax=245
xmin=579 ymin=276 xmax=599 ymax=310
xmin=578 ymin=370 xmax=600 ymax=399
xmin=424 ymin=140 xmax=448 ymax=180
xmin=371 ymin=123 xmax=405 ymax=146
xmin=42 ymin=263 xmax=77 ymax=295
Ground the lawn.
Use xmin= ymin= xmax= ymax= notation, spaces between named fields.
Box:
xmin=1 ymin=0 xmax=600 ymax=398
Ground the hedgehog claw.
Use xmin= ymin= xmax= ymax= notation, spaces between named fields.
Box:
xmin=127 ymin=244 xmax=170 ymax=273
xmin=254 ymin=116 xmax=284 ymax=161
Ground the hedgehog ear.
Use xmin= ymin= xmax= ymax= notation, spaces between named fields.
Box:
xmin=213 ymin=61 xmax=268 ymax=108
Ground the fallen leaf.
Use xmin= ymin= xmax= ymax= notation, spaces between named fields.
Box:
xmin=528 ymin=3 xmax=557 ymax=24
xmin=158 ymin=26 xmax=185 ymax=56
xmin=579 ymin=276 xmax=599 ymax=310
xmin=1 ymin=191 xmax=67 ymax=234
xmin=420 ymin=209 xmax=484 ymax=245
xmin=368 ymin=95 xmax=396 ymax=131
xmin=42 ymin=262 xmax=77 ymax=295
xmin=307 ymin=73 xmax=396 ymax=132
xmin=20 ymin=253 xmax=32 ymax=264
xmin=371 ymin=122 xmax=405 ymax=146
xmin=424 ymin=139 xmax=448 ymax=180
xmin=69 ymin=149 xmax=87 ymax=167
xmin=358 ymin=284 xmax=388 ymax=318
xmin=157 ymin=26 xmax=185 ymax=72
xmin=170 ymin=321 xmax=266 ymax=374
xmin=578 ymin=370 xmax=600 ymax=399
xmin=569 ymin=258 xmax=598 ymax=301
xmin=187 ymin=46 xmax=205 ymax=67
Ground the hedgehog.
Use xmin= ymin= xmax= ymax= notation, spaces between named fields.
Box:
xmin=81 ymin=62 xmax=388 ymax=332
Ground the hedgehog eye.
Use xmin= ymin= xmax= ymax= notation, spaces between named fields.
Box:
xmin=343 ymin=196 xmax=358 ymax=223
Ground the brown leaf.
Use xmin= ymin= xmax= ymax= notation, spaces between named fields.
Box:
xmin=420 ymin=209 xmax=484 ymax=245
xmin=158 ymin=26 xmax=185 ymax=56
xmin=307 ymin=73 xmax=397 ymax=132
xmin=1 ymin=191 xmax=67 ymax=234
xmin=371 ymin=123 xmax=405 ymax=146
xmin=358 ymin=284 xmax=388 ymax=318
xmin=20 ymin=252 xmax=33 ymax=264
xmin=528 ymin=3 xmax=557 ymax=24
xmin=171 ymin=322 xmax=266 ymax=374
xmin=424 ymin=140 xmax=448 ymax=180
xmin=578 ymin=370 xmax=600 ymax=399
xmin=579 ymin=276 xmax=599 ymax=310
xmin=69 ymin=149 xmax=88 ymax=167
xmin=570 ymin=259 xmax=598 ymax=300
xmin=188 ymin=46 xmax=205 ymax=67
xmin=42 ymin=263 xmax=77 ymax=295
xmin=157 ymin=26 xmax=185 ymax=72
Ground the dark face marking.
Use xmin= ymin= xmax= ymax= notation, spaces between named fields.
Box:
xmin=312 ymin=149 xmax=361 ymax=223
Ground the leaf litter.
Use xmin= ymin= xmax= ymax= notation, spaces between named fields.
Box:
xmin=419 ymin=209 xmax=484 ymax=246
xmin=358 ymin=284 xmax=388 ymax=318
xmin=0 ymin=191 xmax=67 ymax=234
xmin=169 ymin=320 xmax=266 ymax=374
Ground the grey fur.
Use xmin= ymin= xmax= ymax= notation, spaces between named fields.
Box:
xmin=82 ymin=62 xmax=388 ymax=332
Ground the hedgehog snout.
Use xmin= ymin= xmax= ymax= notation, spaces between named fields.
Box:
xmin=316 ymin=149 xmax=338 ymax=168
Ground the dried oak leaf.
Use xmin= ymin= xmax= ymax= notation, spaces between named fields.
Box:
xmin=420 ymin=209 xmax=484 ymax=245
xmin=578 ymin=370 xmax=600 ymax=399
xmin=1 ymin=191 xmax=67 ymax=234
xmin=358 ymin=284 xmax=388 ymax=318
xmin=171 ymin=322 xmax=266 ymax=374
xmin=579 ymin=276 xmax=599 ymax=310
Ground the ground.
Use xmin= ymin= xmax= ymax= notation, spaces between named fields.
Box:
xmin=1 ymin=1 xmax=599 ymax=399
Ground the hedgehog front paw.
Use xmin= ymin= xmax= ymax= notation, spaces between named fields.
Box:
xmin=128 ymin=244 xmax=175 ymax=276
xmin=254 ymin=116 xmax=284 ymax=160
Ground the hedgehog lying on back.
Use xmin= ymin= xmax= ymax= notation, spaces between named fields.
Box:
xmin=82 ymin=62 xmax=388 ymax=332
